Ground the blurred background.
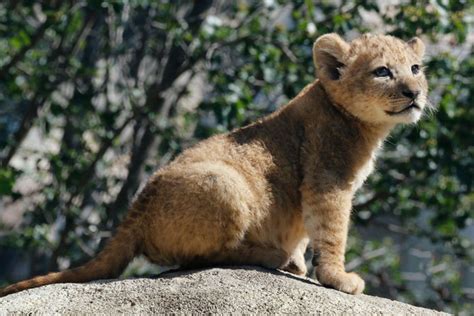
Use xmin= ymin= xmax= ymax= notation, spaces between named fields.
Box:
xmin=0 ymin=0 xmax=472 ymax=313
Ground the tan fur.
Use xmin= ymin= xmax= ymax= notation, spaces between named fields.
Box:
xmin=0 ymin=33 xmax=429 ymax=297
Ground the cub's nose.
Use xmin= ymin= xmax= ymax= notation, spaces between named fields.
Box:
xmin=402 ymin=89 xmax=420 ymax=99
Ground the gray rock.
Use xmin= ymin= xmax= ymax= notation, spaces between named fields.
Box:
xmin=0 ymin=266 xmax=447 ymax=315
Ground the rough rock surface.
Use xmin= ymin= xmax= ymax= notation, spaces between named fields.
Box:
xmin=0 ymin=266 xmax=446 ymax=315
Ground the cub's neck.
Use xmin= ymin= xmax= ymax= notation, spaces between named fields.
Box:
xmin=283 ymin=80 xmax=392 ymax=176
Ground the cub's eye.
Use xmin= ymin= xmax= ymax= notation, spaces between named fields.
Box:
xmin=411 ymin=64 xmax=420 ymax=75
xmin=373 ymin=66 xmax=392 ymax=77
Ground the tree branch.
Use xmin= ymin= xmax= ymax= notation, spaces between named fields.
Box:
xmin=0 ymin=10 xmax=97 ymax=168
xmin=48 ymin=115 xmax=134 ymax=270
xmin=103 ymin=0 xmax=214 ymax=227
xmin=0 ymin=15 xmax=53 ymax=80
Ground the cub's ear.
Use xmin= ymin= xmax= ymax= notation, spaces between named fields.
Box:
xmin=407 ymin=37 xmax=425 ymax=58
xmin=313 ymin=33 xmax=350 ymax=80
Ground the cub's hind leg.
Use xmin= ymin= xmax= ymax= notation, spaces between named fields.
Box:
xmin=142 ymin=161 xmax=258 ymax=266
xmin=282 ymin=236 xmax=309 ymax=276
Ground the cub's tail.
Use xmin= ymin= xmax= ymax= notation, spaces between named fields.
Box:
xmin=0 ymin=217 xmax=142 ymax=297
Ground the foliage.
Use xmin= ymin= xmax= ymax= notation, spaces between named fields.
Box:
xmin=0 ymin=0 xmax=472 ymax=313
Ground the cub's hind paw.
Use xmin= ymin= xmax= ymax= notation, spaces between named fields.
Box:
xmin=281 ymin=254 xmax=307 ymax=276
xmin=282 ymin=260 xmax=307 ymax=276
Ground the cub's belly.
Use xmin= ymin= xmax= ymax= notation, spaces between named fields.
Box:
xmin=246 ymin=207 xmax=308 ymax=255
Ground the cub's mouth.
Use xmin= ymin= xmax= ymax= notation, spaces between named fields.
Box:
xmin=385 ymin=101 xmax=421 ymax=116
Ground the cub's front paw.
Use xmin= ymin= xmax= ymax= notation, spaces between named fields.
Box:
xmin=316 ymin=266 xmax=365 ymax=295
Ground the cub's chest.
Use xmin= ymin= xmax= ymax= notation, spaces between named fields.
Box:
xmin=351 ymin=140 xmax=383 ymax=191
xmin=351 ymin=156 xmax=376 ymax=191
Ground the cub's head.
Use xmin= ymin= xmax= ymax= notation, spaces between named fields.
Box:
xmin=313 ymin=33 xmax=429 ymax=125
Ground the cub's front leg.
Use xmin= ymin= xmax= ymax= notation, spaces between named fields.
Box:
xmin=301 ymin=183 xmax=365 ymax=295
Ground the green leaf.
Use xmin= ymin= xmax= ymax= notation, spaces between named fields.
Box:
xmin=0 ymin=168 xmax=15 ymax=196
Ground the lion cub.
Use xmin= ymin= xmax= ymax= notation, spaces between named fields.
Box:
xmin=1 ymin=33 xmax=428 ymax=296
